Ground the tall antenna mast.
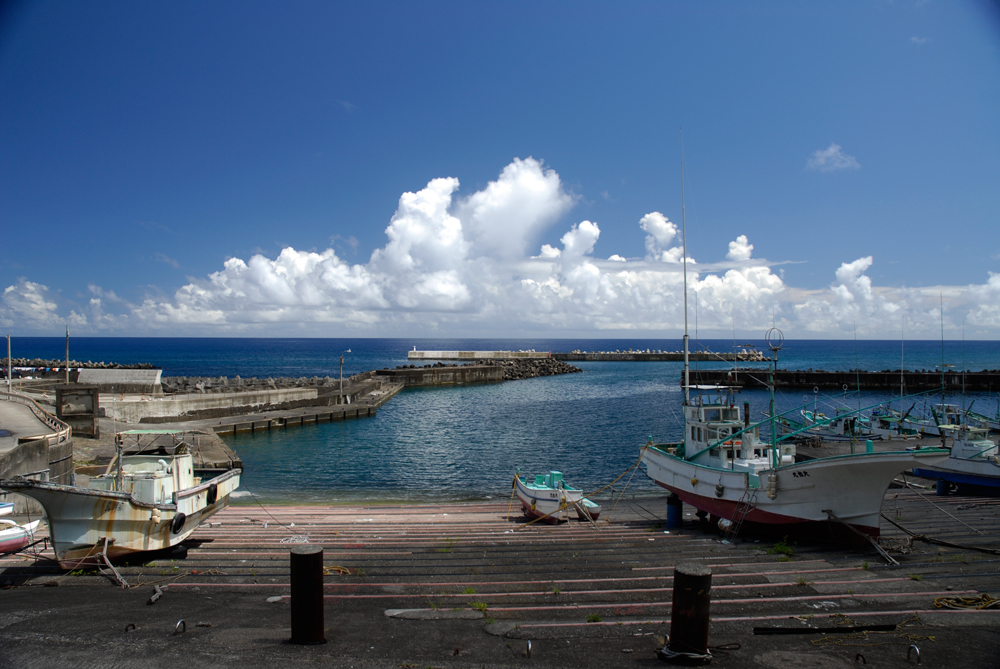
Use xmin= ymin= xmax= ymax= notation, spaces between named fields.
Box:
xmin=681 ymin=129 xmax=690 ymax=406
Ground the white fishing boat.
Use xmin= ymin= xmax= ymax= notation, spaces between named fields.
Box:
xmin=900 ymin=403 xmax=966 ymax=437
xmin=775 ymin=406 xmax=882 ymax=443
xmin=911 ymin=426 xmax=1000 ymax=496
xmin=1 ymin=435 xmax=240 ymax=569
xmin=0 ymin=518 xmax=40 ymax=554
xmin=514 ymin=470 xmax=601 ymax=523
xmin=639 ymin=158 xmax=948 ymax=541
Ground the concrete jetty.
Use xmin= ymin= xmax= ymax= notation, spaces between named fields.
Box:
xmin=0 ymin=487 xmax=997 ymax=667
xmin=409 ymin=349 xmax=770 ymax=362
xmin=383 ymin=358 xmax=580 ymax=386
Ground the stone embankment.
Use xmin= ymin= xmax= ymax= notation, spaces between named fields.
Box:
xmin=160 ymin=373 xmax=372 ymax=395
xmin=487 ymin=357 xmax=582 ymax=379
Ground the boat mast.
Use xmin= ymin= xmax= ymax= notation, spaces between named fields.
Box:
xmin=680 ymin=130 xmax=690 ymax=407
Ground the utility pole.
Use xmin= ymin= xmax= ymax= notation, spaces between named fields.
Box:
xmin=6 ymin=335 xmax=10 ymax=392
xmin=65 ymin=326 xmax=70 ymax=384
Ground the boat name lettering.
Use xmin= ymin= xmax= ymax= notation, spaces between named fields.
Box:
xmin=792 ymin=471 xmax=810 ymax=478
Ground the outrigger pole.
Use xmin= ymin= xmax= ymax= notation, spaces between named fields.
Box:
xmin=680 ymin=129 xmax=690 ymax=407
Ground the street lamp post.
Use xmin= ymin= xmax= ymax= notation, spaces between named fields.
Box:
xmin=339 ymin=349 xmax=351 ymax=405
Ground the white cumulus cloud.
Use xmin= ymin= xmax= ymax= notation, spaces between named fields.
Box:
xmin=4 ymin=158 xmax=1000 ymax=339
xmin=806 ymin=143 xmax=861 ymax=172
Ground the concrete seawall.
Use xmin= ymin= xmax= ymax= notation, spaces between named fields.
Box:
xmin=689 ymin=368 xmax=1000 ymax=391
xmin=102 ymin=387 xmax=318 ymax=423
xmin=408 ymin=349 xmax=769 ymax=362
xmin=380 ymin=364 xmax=504 ymax=386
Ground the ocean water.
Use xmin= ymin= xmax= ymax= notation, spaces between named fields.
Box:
xmin=8 ymin=336 xmax=999 ymax=503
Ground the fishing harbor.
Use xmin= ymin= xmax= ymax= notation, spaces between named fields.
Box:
xmin=1 ymin=338 xmax=999 ymax=666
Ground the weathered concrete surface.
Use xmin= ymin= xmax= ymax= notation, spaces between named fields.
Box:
xmin=1 ymin=492 xmax=997 ymax=668
xmin=0 ymin=400 xmax=55 ymax=443
xmin=77 ymin=368 xmax=163 ymax=394
xmin=102 ymin=388 xmax=318 ymax=423
xmin=380 ymin=364 xmax=503 ymax=386
xmin=0 ymin=398 xmax=73 ymax=512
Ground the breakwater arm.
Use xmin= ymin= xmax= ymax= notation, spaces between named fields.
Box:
xmin=409 ymin=349 xmax=769 ymax=362
xmin=382 ymin=358 xmax=581 ymax=386
xmin=689 ymin=368 xmax=1000 ymax=392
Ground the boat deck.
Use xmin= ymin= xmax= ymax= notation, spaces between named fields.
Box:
xmin=1 ymin=486 xmax=998 ymax=667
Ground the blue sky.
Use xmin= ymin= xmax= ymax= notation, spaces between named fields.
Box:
xmin=2 ymin=1 xmax=998 ymax=339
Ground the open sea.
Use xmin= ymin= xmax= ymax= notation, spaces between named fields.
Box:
xmin=9 ymin=337 xmax=1000 ymax=504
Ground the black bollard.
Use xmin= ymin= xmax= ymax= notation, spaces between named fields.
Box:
xmin=660 ymin=562 xmax=712 ymax=664
xmin=289 ymin=545 xmax=326 ymax=644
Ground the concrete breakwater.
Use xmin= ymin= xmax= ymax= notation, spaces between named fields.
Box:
xmin=689 ymin=367 xmax=1000 ymax=391
xmin=161 ymin=373 xmax=372 ymax=395
xmin=553 ymin=350 xmax=768 ymax=362
xmin=409 ymin=349 xmax=769 ymax=362
xmin=381 ymin=358 xmax=581 ymax=386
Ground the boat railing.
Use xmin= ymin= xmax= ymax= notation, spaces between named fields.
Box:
xmin=0 ymin=390 xmax=71 ymax=445
xmin=685 ymin=386 xmax=949 ymax=465
xmin=172 ymin=467 xmax=240 ymax=504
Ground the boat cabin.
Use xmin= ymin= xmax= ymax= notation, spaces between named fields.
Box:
xmin=683 ymin=393 xmax=794 ymax=471
xmin=951 ymin=428 xmax=999 ymax=461
xmin=88 ymin=453 xmax=197 ymax=506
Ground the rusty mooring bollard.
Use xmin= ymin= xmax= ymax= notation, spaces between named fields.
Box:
xmin=290 ymin=545 xmax=326 ymax=644
xmin=659 ymin=561 xmax=712 ymax=664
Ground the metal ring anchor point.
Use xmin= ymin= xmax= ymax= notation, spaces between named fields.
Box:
xmin=907 ymin=644 xmax=920 ymax=664
xmin=526 ymin=639 xmax=532 ymax=658
xmin=174 ymin=620 xmax=186 ymax=635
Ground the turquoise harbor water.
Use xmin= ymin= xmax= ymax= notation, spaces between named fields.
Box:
xmin=11 ymin=337 xmax=1000 ymax=504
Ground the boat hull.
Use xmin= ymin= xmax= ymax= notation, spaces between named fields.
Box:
xmin=642 ymin=446 xmax=948 ymax=540
xmin=1 ymin=469 xmax=240 ymax=569
xmin=514 ymin=477 xmax=600 ymax=523
xmin=0 ymin=520 xmax=40 ymax=554
xmin=913 ymin=458 xmax=1000 ymax=496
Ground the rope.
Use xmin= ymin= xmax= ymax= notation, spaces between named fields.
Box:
xmin=811 ymin=614 xmax=935 ymax=648
xmin=323 ymin=565 xmax=352 ymax=576
xmin=656 ymin=645 xmax=712 ymax=665
xmin=880 ymin=513 xmax=1000 ymax=556
xmin=934 ymin=594 xmax=999 ymax=610
xmin=900 ymin=475 xmax=985 ymax=536
xmin=241 ymin=486 xmax=336 ymax=540
xmin=603 ymin=443 xmax=648 ymax=521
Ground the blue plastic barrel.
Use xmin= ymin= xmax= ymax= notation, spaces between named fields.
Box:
xmin=666 ymin=495 xmax=683 ymax=528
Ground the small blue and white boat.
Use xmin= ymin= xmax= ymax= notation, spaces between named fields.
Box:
xmin=514 ymin=470 xmax=601 ymax=523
